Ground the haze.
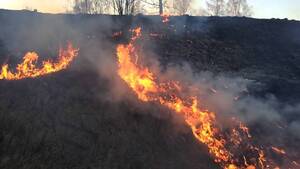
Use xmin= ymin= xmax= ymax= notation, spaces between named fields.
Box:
xmin=0 ymin=0 xmax=299 ymax=20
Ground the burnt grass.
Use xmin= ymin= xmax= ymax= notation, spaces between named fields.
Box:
xmin=0 ymin=9 xmax=300 ymax=169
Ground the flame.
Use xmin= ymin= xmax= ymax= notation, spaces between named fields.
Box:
xmin=0 ymin=43 xmax=78 ymax=80
xmin=149 ymin=33 xmax=161 ymax=38
xmin=271 ymin=147 xmax=286 ymax=155
xmin=161 ymin=13 xmax=170 ymax=23
xmin=116 ymin=28 xmax=284 ymax=169
xmin=112 ymin=31 xmax=123 ymax=38
xmin=292 ymin=161 xmax=300 ymax=167
xmin=118 ymin=28 xmax=231 ymax=165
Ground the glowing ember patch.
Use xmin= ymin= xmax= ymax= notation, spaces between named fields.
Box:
xmin=226 ymin=164 xmax=238 ymax=169
xmin=246 ymin=165 xmax=256 ymax=169
xmin=0 ymin=43 xmax=78 ymax=80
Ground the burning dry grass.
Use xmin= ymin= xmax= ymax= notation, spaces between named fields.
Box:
xmin=0 ymin=43 xmax=78 ymax=80
xmin=0 ymin=27 xmax=296 ymax=169
xmin=116 ymin=27 xmax=290 ymax=169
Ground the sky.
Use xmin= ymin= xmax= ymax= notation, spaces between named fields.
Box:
xmin=0 ymin=0 xmax=299 ymax=20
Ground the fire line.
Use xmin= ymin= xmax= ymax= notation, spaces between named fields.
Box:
xmin=116 ymin=27 xmax=282 ymax=169
xmin=0 ymin=42 xmax=78 ymax=80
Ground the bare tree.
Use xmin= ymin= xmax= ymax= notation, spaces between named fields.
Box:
xmin=113 ymin=0 xmax=137 ymax=15
xmin=159 ymin=0 xmax=163 ymax=14
xmin=138 ymin=0 xmax=163 ymax=15
xmin=226 ymin=0 xmax=252 ymax=16
xmin=206 ymin=0 xmax=225 ymax=16
xmin=73 ymin=0 xmax=91 ymax=13
xmin=73 ymin=0 xmax=111 ymax=14
xmin=125 ymin=0 xmax=137 ymax=15
xmin=90 ymin=0 xmax=111 ymax=14
xmin=138 ymin=0 xmax=178 ymax=15
xmin=172 ymin=0 xmax=191 ymax=15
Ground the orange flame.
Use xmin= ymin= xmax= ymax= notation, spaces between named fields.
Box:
xmin=117 ymin=28 xmax=231 ymax=164
xmin=161 ymin=13 xmax=170 ymax=23
xmin=271 ymin=147 xmax=286 ymax=155
xmin=0 ymin=43 xmax=78 ymax=80
xmin=116 ymin=28 xmax=284 ymax=169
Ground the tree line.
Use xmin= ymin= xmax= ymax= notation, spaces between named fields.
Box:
xmin=72 ymin=0 xmax=252 ymax=16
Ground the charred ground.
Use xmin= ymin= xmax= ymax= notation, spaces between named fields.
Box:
xmin=0 ymin=9 xmax=300 ymax=169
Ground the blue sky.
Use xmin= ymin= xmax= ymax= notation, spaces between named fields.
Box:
xmin=0 ymin=0 xmax=299 ymax=20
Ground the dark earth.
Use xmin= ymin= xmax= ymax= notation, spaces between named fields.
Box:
xmin=0 ymin=9 xmax=300 ymax=169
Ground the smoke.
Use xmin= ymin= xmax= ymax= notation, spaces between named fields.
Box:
xmin=1 ymin=10 xmax=299 ymax=168
xmin=110 ymin=23 xmax=300 ymax=167
xmin=140 ymin=57 xmax=282 ymax=124
xmin=1 ymin=10 xmax=298 ymax=139
xmin=76 ymin=14 xmax=300 ymax=143
xmin=0 ymin=12 xmax=77 ymax=59
xmin=284 ymin=104 xmax=300 ymax=138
